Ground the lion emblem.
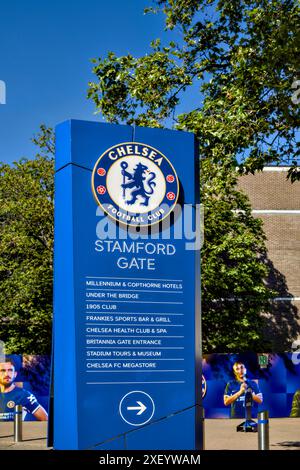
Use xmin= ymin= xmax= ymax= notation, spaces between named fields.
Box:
xmin=120 ymin=161 xmax=156 ymax=207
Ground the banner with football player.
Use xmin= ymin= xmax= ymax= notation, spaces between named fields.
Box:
xmin=0 ymin=355 xmax=49 ymax=421
xmin=202 ymin=353 xmax=300 ymax=418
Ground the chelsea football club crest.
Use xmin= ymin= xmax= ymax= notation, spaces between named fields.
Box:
xmin=92 ymin=142 xmax=179 ymax=227
xmin=7 ymin=400 xmax=15 ymax=409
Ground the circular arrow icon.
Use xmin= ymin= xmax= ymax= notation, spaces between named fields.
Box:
xmin=119 ymin=391 xmax=155 ymax=426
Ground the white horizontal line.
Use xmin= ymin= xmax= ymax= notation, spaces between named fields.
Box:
xmin=87 ymin=381 xmax=186 ymax=384
xmin=86 ymin=347 xmax=184 ymax=349
xmin=85 ymin=324 xmax=184 ymax=327
xmin=272 ymin=297 xmax=300 ymax=301
xmin=262 ymin=166 xmax=293 ymax=172
xmin=86 ymin=358 xmax=184 ymax=361
xmin=86 ymin=335 xmax=184 ymax=338
xmin=86 ymin=289 xmax=183 ymax=293
xmin=85 ymin=313 xmax=184 ymax=316
xmin=234 ymin=209 xmax=300 ymax=215
xmin=86 ymin=370 xmax=185 ymax=373
xmin=237 ymin=166 xmax=299 ymax=172
xmin=86 ymin=300 xmax=183 ymax=304
xmin=86 ymin=277 xmax=183 ymax=282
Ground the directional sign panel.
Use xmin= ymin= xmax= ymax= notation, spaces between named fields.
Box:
xmin=53 ymin=120 xmax=202 ymax=450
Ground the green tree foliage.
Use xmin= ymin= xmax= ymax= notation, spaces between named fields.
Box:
xmin=202 ymin=161 xmax=271 ymax=351
xmin=86 ymin=0 xmax=300 ymax=351
xmin=88 ymin=0 xmax=300 ymax=176
xmin=0 ymin=126 xmax=54 ymax=354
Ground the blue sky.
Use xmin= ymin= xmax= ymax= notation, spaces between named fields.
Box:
xmin=0 ymin=0 xmax=171 ymax=164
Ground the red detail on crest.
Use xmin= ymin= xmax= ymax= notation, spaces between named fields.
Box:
xmin=97 ymin=168 xmax=106 ymax=176
xmin=166 ymin=175 xmax=175 ymax=183
xmin=97 ymin=185 xmax=106 ymax=195
xmin=167 ymin=192 xmax=175 ymax=201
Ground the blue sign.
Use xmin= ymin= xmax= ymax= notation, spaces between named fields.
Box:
xmin=53 ymin=120 xmax=202 ymax=450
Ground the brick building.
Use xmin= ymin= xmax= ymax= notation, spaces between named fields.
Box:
xmin=238 ymin=167 xmax=300 ymax=350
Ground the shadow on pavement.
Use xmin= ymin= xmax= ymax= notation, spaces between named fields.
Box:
xmin=275 ymin=441 xmax=300 ymax=448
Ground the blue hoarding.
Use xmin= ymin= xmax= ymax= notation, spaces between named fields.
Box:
xmin=53 ymin=120 xmax=202 ymax=450
xmin=2 ymin=353 xmax=299 ymax=426
xmin=202 ymin=353 xmax=300 ymax=418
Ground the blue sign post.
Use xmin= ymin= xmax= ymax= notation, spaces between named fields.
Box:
xmin=53 ymin=120 xmax=202 ymax=450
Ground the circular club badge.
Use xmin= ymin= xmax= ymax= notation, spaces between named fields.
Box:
xmin=92 ymin=142 xmax=179 ymax=227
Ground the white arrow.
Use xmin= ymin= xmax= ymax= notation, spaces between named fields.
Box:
xmin=127 ymin=401 xmax=147 ymax=416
